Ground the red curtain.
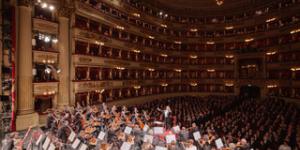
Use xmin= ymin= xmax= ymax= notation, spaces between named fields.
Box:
xmin=11 ymin=6 xmax=16 ymax=131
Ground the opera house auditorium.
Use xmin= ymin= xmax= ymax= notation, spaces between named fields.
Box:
xmin=1 ymin=0 xmax=300 ymax=149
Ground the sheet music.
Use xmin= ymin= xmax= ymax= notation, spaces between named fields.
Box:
xmin=79 ymin=143 xmax=88 ymax=150
xmin=124 ymin=126 xmax=132 ymax=134
xmin=185 ymin=145 xmax=197 ymax=150
xmin=143 ymin=134 xmax=154 ymax=143
xmin=215 ymin=138 xmax=224 ymax=149
xmin=155 ymin=146 xmax=168 ymax=150
xmin=120 ymin=142 xmax=132 ymax=150
xmin=153 ymin=127 xmax=164 ymax=134
xmin=42 ymin=137 xmax=50 ymax=150
xmin=47 ymin=143 xmax=55 ymax=150
xmin=193 ymin=131 xmax=201 ymax=141
xmin=97 ymin=131 xmax=106 ymax=140
xmin=68 ymin=131 xmax=76 ymax=142
xmin=71 ymin=138 xmax=81 ymax=149
xmin=172 ymin=126 xmax=180 ymax=133
xmin=166 ymin=134 xmax=176 ymax=144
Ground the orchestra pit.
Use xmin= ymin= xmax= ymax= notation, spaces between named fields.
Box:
xmin=1 ymin=0 xmax=300 ymax=149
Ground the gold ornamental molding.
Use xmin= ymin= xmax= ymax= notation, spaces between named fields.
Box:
xmin=236 ymin=79 xmax=266 ymax=87
xmin=139 ymin=63 xmax=159 ymax=68
xmin=73 ymin=81 xmax=115 ymax=92
xmin=58 ymin=0 xmax=75 ymax=18
xmin=123 ymin=42 xmax=136 ymax=48
xmin=122 ymin=80 xmax=145 ymax=86
xmin=74 ymin=55 xmax=132 ymax=67
xmin=73 ymin=29 xmax=111 ymax=43
xmin=72 ymin=79 xmax=234 ymax=93
xmin=18 ymin=0 xmax=34 ymax=6
xmin=33 ymin=82 xmax=58 ymax=95
xmin=76 ymin=30 xmax=99 ymax=39
xmin=104 ymin=60 xmax=130 ymax=67
xmin=73 ymin=54 xmax=234 ymax=71
xmin=33 ymin=18 xmax=58 ymax=34
xmin=75 ymin=1 xmax=129 ymax=30
xmin=265 ymin=80 xmax=300 ymax=87
xmin=74 ymin=0 xmax=300 ymax=44
xmin=78 ymin=57 xmax=93 ymax=63
xmin=33 ymin=50 xmax=58 ymax=64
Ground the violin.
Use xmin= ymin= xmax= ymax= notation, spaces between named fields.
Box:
xmin=136 ymin=115 xmax=145 ymax=129
xmin=125 ymin=115 xmax=132 ymax=124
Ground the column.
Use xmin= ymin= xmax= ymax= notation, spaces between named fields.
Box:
xmin=58 ymin=13 xmax=71 ymax=108
xmin=108 ymin=48 xmax=113 ymax=57
xmin=118 ymin=70 xmax=122 ymax=79
xmin=16 ymin=2 xmax=39 ymax=130
xmin=135 ymin=89 xmax=139 ymax=96
xmin=118 ymin=90 xmax=122 ymax=98
xmin=127 ymin=89 xmax=131 ymax=97
xmin=99 ymin=68 xmax=103 ymax=80
xmin=135 ymin=70 xmax=139 ymax=79
xmin=135 ymin=53 xmax=139 ymax=61
xmin=86 ymin=68 xmax=90 ymax=80
xmin=127 ymin=52 xmax=131 ymax=60
xmin=86 ymin=92 xmax=90 ymax=106
xmin=109 ymin=69 xmax=113 ymax=79
xmin=86 ymin=43 xmax=90 ymax=54
xmin=142 ymin=71 xmax=146 ymax=79
xmin=98 ymin=45 xmax=102 ymax=56
xmin=127 ymin=71 xmax=130 ymax=79
xmin=118 ymin=31 xmax=122 ymax=39
xmin=118 ymin=50 xmax=122 ymax=59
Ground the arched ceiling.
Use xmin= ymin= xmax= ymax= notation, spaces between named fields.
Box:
xmin=141 ymin=0 xmax=279 ymax=16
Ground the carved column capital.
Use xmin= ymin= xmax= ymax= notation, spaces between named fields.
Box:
xmin=58 ymin=7 xmax=74 ymax=18
xmin=18 ymin=0 xmax=34 ymax=7
xmin=58 ymin=0 xmax=75 ymax=18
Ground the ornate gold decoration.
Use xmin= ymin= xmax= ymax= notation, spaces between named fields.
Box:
xmin=33 ymin=18 xmax=58 ymax=34
xmin=104 ymin=60 xmax=130 ymax=66
xmin=79 ymin=57 xmax=92 ymax=63
xmin=58 ymin=0 xmax=74 ymax=18
xmin=18 ymin=0 xmax=34 ymax=6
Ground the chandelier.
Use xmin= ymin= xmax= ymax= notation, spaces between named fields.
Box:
xmin=216 ymin=0 xmax=224 ymax=6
